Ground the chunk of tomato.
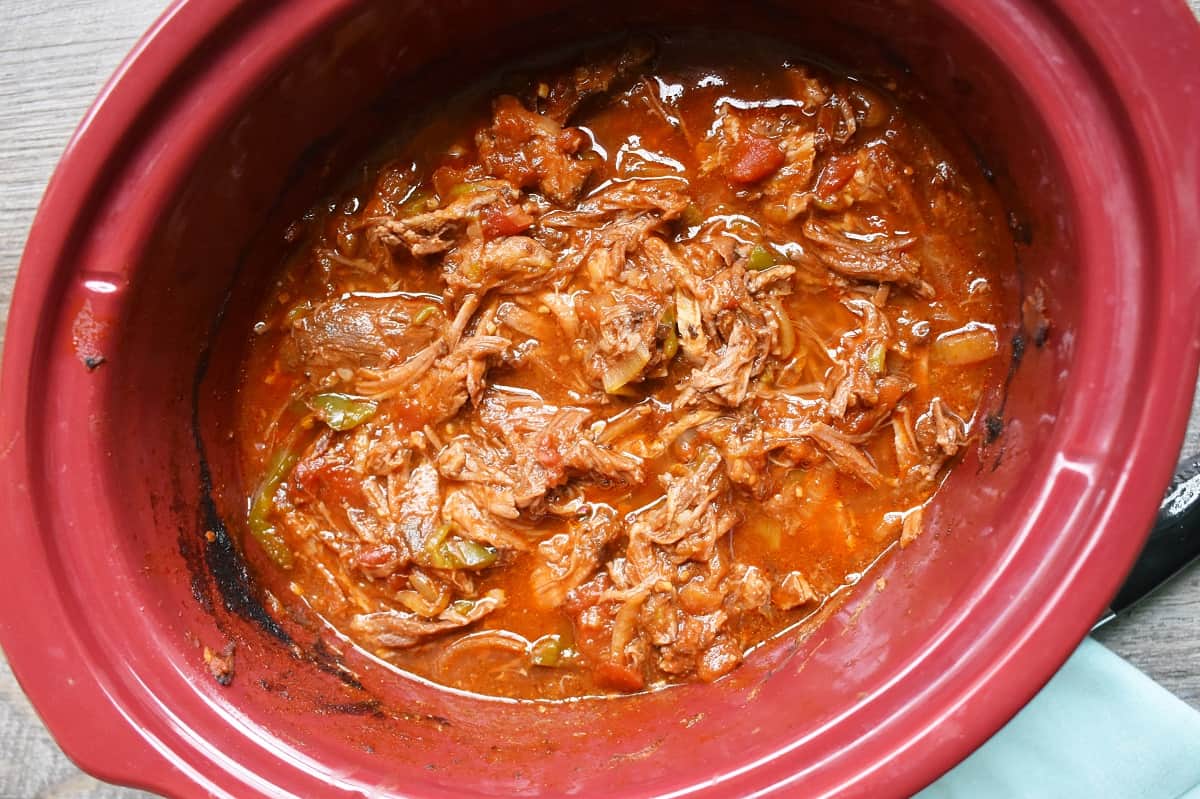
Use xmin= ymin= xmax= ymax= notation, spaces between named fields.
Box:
xmin=724 ymin=134 xmax=786 ymax=184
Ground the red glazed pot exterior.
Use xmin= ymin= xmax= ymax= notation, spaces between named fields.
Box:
xmin=1 ymin=1 xmax=1199 ymax=797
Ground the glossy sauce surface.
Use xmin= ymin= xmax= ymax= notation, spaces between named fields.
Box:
xmin=238 ymin=35 xmax=1011 ymax=699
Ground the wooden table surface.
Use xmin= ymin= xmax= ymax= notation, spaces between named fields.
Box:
xmin=1 ymin=2 xmax=1197 ymax=796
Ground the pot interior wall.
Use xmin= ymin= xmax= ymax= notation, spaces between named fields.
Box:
xmin=103 ymin=0 xmax=1076 ymax=794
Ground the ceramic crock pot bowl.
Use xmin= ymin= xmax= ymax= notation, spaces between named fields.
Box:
xmin=2 ymin=0 xmax=1199 ymax=796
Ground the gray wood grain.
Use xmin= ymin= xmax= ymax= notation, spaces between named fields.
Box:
xmin=0 ymin=3 xmax=167 ymax=795
xmin=0 ymin=1 xmax=1197 ymax=797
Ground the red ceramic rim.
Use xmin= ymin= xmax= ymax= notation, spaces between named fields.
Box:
xmin=2 ymin=0 xmax=1199 ymax=796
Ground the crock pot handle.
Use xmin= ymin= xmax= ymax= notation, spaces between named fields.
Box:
xmin=1099 ymin=454 xmax=1200 ymax=623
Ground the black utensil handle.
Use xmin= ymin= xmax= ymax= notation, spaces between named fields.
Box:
xmin=1108 ymin=453 xmax=1200 ymax=616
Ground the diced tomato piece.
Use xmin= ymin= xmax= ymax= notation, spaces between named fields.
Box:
xmin=814 ymin=153 xmax=858 ymax=198
xmin=391 ymin=400 xmax=428 ymax=433
xmin=595 ymin=661 xmax=646 ymax=693
xmin=481 ymin=205 xmax=535 ymax=238
xmin=724 ymin=134 xmax=786 ymax=183
xmin=876 ymin=377 xmax=907 ymax=408
xmin=291 ymin=458 xmax=361 ymax=501
xmin=432 ymin=165 xmax=468 ymax=201
xmin=354 ymin=544 xmax=401 ymax=574
xmin=556 ymin=127 xmax=590 ymax=154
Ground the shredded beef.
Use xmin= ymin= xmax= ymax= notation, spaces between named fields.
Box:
xmin=828 ymin=298 xmax=894 ymax=418
xmin=629 ymin=448 xmax=737 ymax=559
xmin=355 ymin=332 xmax=509 ymax=421
xmin=438 ymin=398 xmax=643 ymax=520
xmin=443 ymin=235 xmax=556 ymax=299
xmin=372 ymin=181 xmax=521 ymax=256
xmin=540 ymin=40 xmax=655 ymax=123
xmin=285 ymin=296 xmax=442 ymax=380
xmin=351 ymin=589 xmax=505 ymax=649
xmin=584 ymin=290 xmax=668 ymax=393
xmin=530 ymin=505 xmax=620 ymax=609
xmin=441 ymin=488 xmax=532 ymax=551
xmin=803 ymin=218 xmax=934 ymax=296
xmin=249 ymin=40 xmax=1004 ymax=697
xmin=476 ymin=95 xmax=597 ymax=205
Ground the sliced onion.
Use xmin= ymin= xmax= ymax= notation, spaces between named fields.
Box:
xmin=931 ymin=323 xmax=998 ymax=366
xmin=602 ymin=344 xmax=652 ymax=394
xmin=766 ymin=296 xmax=796 ymax=359
xmin=394 ymin=589 xmax=450 ymax=618
xmin=674 ymin=288 xmax=707 ymax=361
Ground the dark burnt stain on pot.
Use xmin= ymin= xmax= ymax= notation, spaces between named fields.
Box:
xmin=984 ymin=413 xmax=1004 ymax=445
xmin=980 ymin=323 xmax=1027 ymax=469
xmin=186 ymin=224 xmax=293 ymax=642
xmin=178 ymin=131 xmax=413 ymax=717
xmin=315 ymin=699 xmax=386 ymax=718
xmin=196 ymin=466 xmax=290 ymax=643
xmin=1007 ymin=211 xmax=1033 ymax=246
xmin=984 ymin=279 xmax=1051 ymax=467
xmin=305 ymin=637 xmax=366 ymax=691
xmin=183 ymin=132 xmax=349 ymax=648
xmin=191 ymin=328 xmax=385 ymax=699
xmin=983 ymin=297 xmax=1050 ymax=472
xmin=979 ymin=209 xmax=1043 ymax=468
xmin=973 ymin=146 xmax=997 ymax=184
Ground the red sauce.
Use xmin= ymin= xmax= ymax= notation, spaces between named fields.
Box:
xmin=237 ymin=35 xmax=1012 ymax=699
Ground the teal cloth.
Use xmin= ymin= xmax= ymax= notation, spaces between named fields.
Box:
xmin=921 ymin=638 xmax=1200 ymax=798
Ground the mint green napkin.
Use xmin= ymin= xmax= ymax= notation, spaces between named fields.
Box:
xmin=921 ymin=638 xmax=1200 ymax=798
